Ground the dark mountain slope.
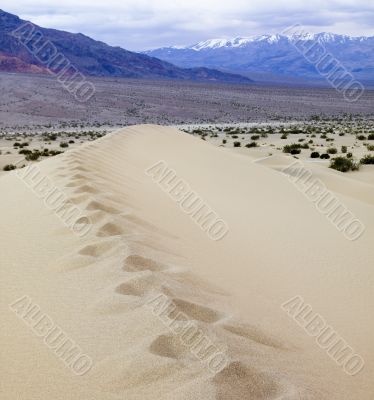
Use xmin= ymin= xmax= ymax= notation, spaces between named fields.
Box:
xmin=0 ymin=10 xmax=252 ymax=83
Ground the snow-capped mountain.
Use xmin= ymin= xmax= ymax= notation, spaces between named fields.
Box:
xmin=184 ymin=33 xmax=368 ymax=51
xmin=145 ymin=33 xmax=374 ymax=84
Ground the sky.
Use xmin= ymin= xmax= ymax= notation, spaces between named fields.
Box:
xmin=2 ymin=0 xmax=374 ymax=51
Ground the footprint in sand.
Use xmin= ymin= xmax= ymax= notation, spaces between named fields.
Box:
xmin=222 ymin=323 xmax=287 ymax=350
xmin=149 ymin=334 xmax=192 ymax=360
xmin=115 ymin=275 xmax=154 ymax=297
xmin=96 ymin=222 xmax=124 ymax=237
xmin=123 ymin=255 xmax=169 ymax=273
xmin=213 ymin=361 xmax=282 ymax=400
xmin=86 ymin=200 xmax=122 ymax=214
xmin=169 ymin=298 xmax=224 ymax=324
xmin=78 ymin=239 xmax=120 ymax=258
xmin=73 ymin=184 xmax=100 ymax=195
xmin=64 ymin=179 xmax=86 ymax=188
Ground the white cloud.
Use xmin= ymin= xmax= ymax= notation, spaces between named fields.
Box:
xmin=1 ymin=0 xmax=373 ymax=50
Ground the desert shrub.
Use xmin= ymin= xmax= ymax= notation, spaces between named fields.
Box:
xmin=346 ymin=152 xmax=353 ymax=158
xmin=280 ymin=133 xmax=288 ymax=139
xmin=222 ymin=139 xmax=227 ymax=144
xmin=357 ymin=135 xmax=366 ymax=141
xmin=49 ymin=150 xmax=63 ymax=156
xmin=25 ymin=152 xmax=40 ymax=161
xmin=283 ymin=143 xmax=302 ymax=154
xmin=69 ymin=140 xmax=75 ymax=144
xmin=245 ymin=142 xmax=258 ymax=148
xmin=310 ymin=152 xmax=320 ymax=158
xmin=327 ymin=147 xmax=338 ymax=154
xmin=368 ymin=133 xmax=374 ymax=140
xmin=19 ymin=149 xmax=32 ymax=155
xmin=320 ymin=153 xmax=330 ymax=159
xmin=231 ymin=135 xmax=239 ymax=139
xmin=233 ymin=141 xmax=241 ymax=147
xmin=341 ymin=146 xmax=347 ymax=153
xmin=330 ymin=157 xmax=359 ymax=172
xmin=60 ymin=142 xmax=69 ymax=148
xmin=367 ymin=144 xmax=374 ymax=151
xmin=251 ymin=135 xmax=260 ymax=140
xmin=3 ymin=164 xmax=16 ymax=171
xmin=360 ymin=155 xmax=374 ymax=165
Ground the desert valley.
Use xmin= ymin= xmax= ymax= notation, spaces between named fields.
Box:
xmin=1 ymin=4 xmax=373 ymax=400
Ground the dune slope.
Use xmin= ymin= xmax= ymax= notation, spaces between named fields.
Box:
xmin=1 ymin=125 xmax=373 ymax=399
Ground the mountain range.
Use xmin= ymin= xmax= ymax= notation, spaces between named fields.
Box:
xmin=145 ymin=33 xmax=374 ymax=85
xmin=0 ymin=9 xmax=251 ymax=84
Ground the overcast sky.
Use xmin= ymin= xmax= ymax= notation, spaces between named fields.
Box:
xmin=2 ymin=0 xmax=374 ymax=50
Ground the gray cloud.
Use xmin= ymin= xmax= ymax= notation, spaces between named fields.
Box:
xmin=1 ymin=0 xmax=373 ymax=50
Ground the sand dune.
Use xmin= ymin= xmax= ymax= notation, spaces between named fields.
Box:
xmin=1 ymin=125 xmax=373 ymax=399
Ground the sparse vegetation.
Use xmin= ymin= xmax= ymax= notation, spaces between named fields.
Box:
xmin=245 ymin=142 xmax=258 ymax=148
xmin=360 ymin=155 xmax=374 ymax=165
xmin=283 ymin=144 xmax=302 ymax=154
xmin=330 ymin=157 xmax=359 ymax=172
xmin=3 ymin=164 xmax=16 ymax=171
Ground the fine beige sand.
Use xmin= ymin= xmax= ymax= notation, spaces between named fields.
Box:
xmin=1 ymin=125 xmax=373 ymax=399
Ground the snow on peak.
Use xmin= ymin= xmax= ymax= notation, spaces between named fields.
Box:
xmin=189 ymin=35 xmax=285 ymax=50
xmin=190 ymin=39 xmax=231 ymax=50
xmin=180 ymin=33 xmax=368 ymax=52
